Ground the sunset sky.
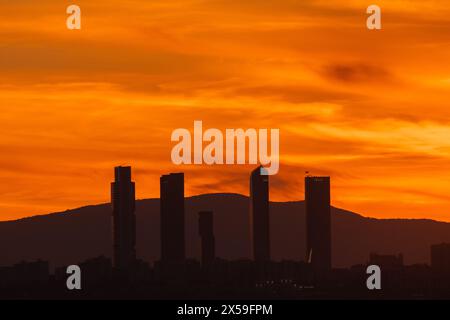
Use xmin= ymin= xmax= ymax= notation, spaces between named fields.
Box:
xmin=1 ymin=0 xmax=450 ymax=221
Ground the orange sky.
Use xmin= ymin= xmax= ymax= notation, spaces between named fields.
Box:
xmin=1 ymin=0 xmax=450 ymax=221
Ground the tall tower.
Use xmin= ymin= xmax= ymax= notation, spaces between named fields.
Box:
xmin=111 ymin=166 xmax=136 ymax=270
xmin=431 ymin=243 xmax=450 ymax=273
xmin=198 ymin=211 xmax=215 ymax=265
xmin=249 ymin=166 xmax=270 ymax=262
xmin=160 ymin=173 xmax=185 ymax=263
xmin=305 ymin=176 xmax=331 ymax=272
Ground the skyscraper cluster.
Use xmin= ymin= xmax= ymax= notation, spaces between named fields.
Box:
xmin=4 ymin=166 xmax=450 ymax=299
xmin=111 ymin=166 xmax=332 ymax=273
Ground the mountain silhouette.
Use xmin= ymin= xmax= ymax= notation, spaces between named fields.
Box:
xmin=0 ymin=193 xmax=449 ymax=269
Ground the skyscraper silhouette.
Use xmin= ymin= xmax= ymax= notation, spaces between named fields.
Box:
xmin=160 ymin=173 xmax=185 ymax=263
xmin=431 ymin=243 xmax=450 ymax=273
xmin=111 ymin=166 xmax=136 ymax=271
xmin=305 ymin=176 xmax=331 ymax=272
xmin=250 ymin=166 xmax=270 ymax=262
xmin=198 ymin=211 xmax=215 ymax=265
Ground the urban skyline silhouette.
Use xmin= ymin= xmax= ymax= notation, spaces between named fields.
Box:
xmin=0 ymin=165 xmax=450 ymax=299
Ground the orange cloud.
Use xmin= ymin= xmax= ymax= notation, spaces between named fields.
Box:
xmin=0 ymin=0 xmax=450 ymax=221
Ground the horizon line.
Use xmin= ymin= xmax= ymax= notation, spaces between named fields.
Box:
xmin=1 ymin=192 xmax=447 ymax=225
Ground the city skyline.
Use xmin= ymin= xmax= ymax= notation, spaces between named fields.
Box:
xmin=117 ymin=165 xmax=331 ymax=267
xmin=1 ymin=164 xmax=450 ymax=299
xmin=2 ymin=0 xmax=450 ymax=302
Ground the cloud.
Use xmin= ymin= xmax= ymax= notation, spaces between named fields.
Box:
xmin=322 ymin=63 xmax=392 ymax=83
xmin=1 ymin=0 xmax=450 ymax=221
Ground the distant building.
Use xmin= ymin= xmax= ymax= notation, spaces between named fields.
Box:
xmin=198 ymin=211 xmax=215 ymax=265
xmin=305 ymin=176 xmax=331 ymax=272
xmin=80 ymin=256 xmax=112 ymax=287
xmin=431 ymin=243 xmax=450 ymax=273
xmin=369 ymin=253 xmax=404 ymax=269
xmin=111 ymin=166 xmax=136 ymax=271
xmin=0 ymin=260 xmax=49 ymax=288
xmin=250 ymin=166 xmax=270 ymax=262
xmin=160 ymin=173 xmax=185 ymax=263
xmin=368 ymin=253 xmax=405 ymax=290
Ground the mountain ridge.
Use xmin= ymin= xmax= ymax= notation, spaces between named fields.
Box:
xmin=0 ymin=193 xmax=449 ymax=269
